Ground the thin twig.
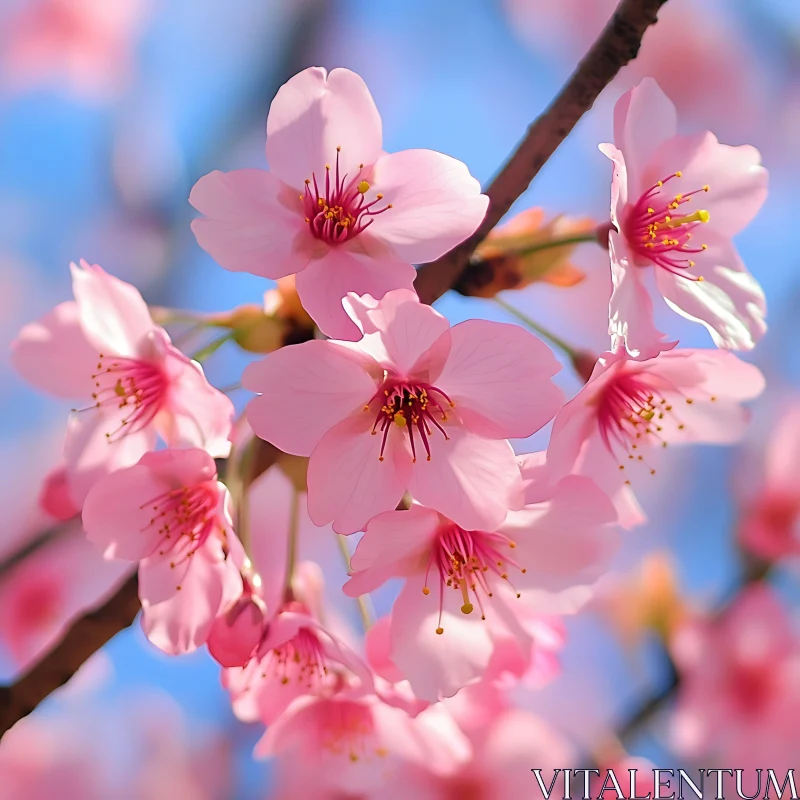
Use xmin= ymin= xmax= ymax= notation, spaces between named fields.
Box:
xmin=414 ymin=0 xmax=668 ymax=304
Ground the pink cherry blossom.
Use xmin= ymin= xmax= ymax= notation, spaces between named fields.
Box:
xmin=244 ymin=288 xmax=563 ymax=533
xmin=38 ymin=465 xmax=79 ymax=521
xmin=81 ymin=448 xmax=244 ymax=655
xmin=0 ymin=526 xmax=130 ymax=673
xmin=601 ymin=79 xmax=768 ymax=360
xmin=1 ymin=0 xmax=149 ymax=100
xmin=545 ymin=348 xmax=765 ymax=528
xmin=343 ymin=470 xmax=617 ymax=701
xmin=190 ymin=66 xmax=488 ymax=339
xmin=11 ymin=260 xmax=233 ymax=505
xmin=738 ymin=402 xmax=800 ymax=561
xmin=670 ymin=584 xmax=800 ymax=773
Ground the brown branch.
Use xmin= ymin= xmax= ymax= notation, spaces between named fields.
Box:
xmin=414 ymin=0 xmax=668 ymax=304
xmin=0 ymin=0 xmax=668 ymax=740
xmin=0 ymin=575 xmax=140 ymax=737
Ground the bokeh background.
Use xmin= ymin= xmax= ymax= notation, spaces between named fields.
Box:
xmin=1 ymin=0 xmax=799 ymax=797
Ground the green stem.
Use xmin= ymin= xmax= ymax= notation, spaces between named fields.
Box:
xmin=191 ymin=331 xmax=235 ymax=362
xmin=335 ymin=534 xmax=373 ymax=631
xmin=494 ymin=296 xmax=579 ymax=360
xmin=497 ymin=230 xmax=599 ymax=259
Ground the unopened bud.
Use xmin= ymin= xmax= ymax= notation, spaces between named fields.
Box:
xmin=211 ymin=304 xmax=284 ymax=354
xmin=207 ymin=592 xmax=266 ymax=668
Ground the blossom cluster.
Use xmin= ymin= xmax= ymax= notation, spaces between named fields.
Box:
xmin=9 ymin=66 xmax=772 ymax=794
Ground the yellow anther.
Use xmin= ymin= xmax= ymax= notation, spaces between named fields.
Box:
xmin=461 ymin=603 xmax=474 ymax=615
xmin=394 ymin=415 xmax=407 ymax=427
xmin=654 ymin=209 xmax=709 ymax=230
xmin=435 ymin=627 xmax=444 ymax=635
xmin=640 ymin=409 xmax=655 ymax=421
xmin=357 ymin=180 xmax=370 ymax=194
xmin=703 ymin=184 xmax=710 ymax=192
xmin=422 ymin=586 xmax=430 ymax=596
xmin=675 ymin=170 xmax=683 ymax=177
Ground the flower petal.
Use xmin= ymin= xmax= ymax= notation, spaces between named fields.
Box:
xmin=343 ymin=288 xmax=450 ymax=375
xmin=70 ymin=260 xmax=154 ymax=357
xmin=306 ymin=414 xmax=411 ymax=533
xmin=435 ymin=319 xmax=563 ymax=439
xmin=10 ymin=301 xmax=98 ymax=398
xmin=613 ymin=78 xmax=677 ymax=196
xmin=409 ymin=427 xmax=522 ymax=532
xmin=598 ymin=142 xmax=628 ymax=228
xmin=265 ymin=67 xmax=383 ymax=189
xmin=654 ymin=231 xmax=766 ymax=351
xmin=243 ymin=339 xmax=378 ymax=456
xmin=367 ymin=149 xmax=488 ymax=264
xmin=190 ymin=169 xmax=310 ymax=279
xmin=609 ymin=231 xmax=675 ymax=360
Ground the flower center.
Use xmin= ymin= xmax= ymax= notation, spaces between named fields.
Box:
xmin=87 ymin=352 xmax=167 ymax=441
xmin=302 ymin=147 xmax=392 ymax=245
xmin=140 ymin=482 xmax=219 ymax=588
xmin=319 ymin=700 xmax=382 ymax=763
xmin=265 ymin=626 xmax=329 ymax=689
xmin=423 ymin=524 xmax=525 ymax=635
xmin=623 ymin=171 xmax=710 ymax=280
xmin=367 ymin=378 xmax=455 ymax=463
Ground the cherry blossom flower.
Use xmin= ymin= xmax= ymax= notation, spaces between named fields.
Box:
xmin=670 ymin=585 xmax=800 ymax=772
xmin=343 ymin=470 xmax=617 ymax=701
xmin=190 ymin=66 xmax=488 ymax=339
xmin=545 ymin=348 xmax=764 ymax=528
xmin=38 ymin=465 xmax=79 ymax=521
xmin=81 ymin=448 xmax=244 ymax=655
xmin=1 ymin=0 xmax=149 ymax=100
xmin=738 ymin=402 xmax=800 ymax=562
xmin=601 ymin=79 xmax=768 ymax=360
xmin=244 ymin=288 xmax=563 ymax=533
xmin=11 ymin=260 xmax=233 ymax=505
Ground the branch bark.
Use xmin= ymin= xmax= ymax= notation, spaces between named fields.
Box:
xmin=414 ymin=0 xmax=668 ymax=304
xmin=0 ymin=0 xmax=668 ymax=739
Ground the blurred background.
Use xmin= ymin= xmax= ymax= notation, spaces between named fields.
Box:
xmin=1 ymin=0 xmax=799 ymax=797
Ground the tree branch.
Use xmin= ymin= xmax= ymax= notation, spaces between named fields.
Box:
xmin=414 ymin=0 xmax=668 ymax=304
xmin=0 ymin=0 xmax=668 ymax=739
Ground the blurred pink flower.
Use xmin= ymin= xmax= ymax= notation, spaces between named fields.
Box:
xmin=81 ymin=448 xmax=244 ymax=655
xmin=343 ymin=471 xmax=617 ymax=701
xmin=545 ymin=349 xmax=764 ymax=527
xmin=11 ymin=260 xmax=233 ymax=505
xmin=0 ymin=526 xmax=129 ymax=674
xmin=1 ymin=0 xmax=149 ymax=99
xmin=244 ymin=288 xmax=563 ymax=533
xmin=670 ymin=584 xmax=800 ymax=771
xmin=38 ymin=465 xmax=79 ymax=521
xmin=738 ymin=402 xmax=800 ymax=561
xmin=190 ymin=66 xmax=488 ymax=339
xmin=602 ymin=79 xmax=767 ymax=360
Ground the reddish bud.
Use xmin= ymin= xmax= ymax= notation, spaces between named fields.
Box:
xmin=207 ymin=592 xmax=266 ymax=668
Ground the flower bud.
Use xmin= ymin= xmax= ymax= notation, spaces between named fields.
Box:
xmin=207 ymin=591 xmax=266 ymax=668
xmin=456 ymin=208 xmax=594 ymax=298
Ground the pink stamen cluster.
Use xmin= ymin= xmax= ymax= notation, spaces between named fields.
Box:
xmin=369 ymin=379 xmax=455 ymax=463
xmin=90 ymin=352 xmax=167 ymax=440
xmin=623 ymin=172 xmax=710 ymax=280
xmin=302 ymin=147 xmax=392 ymax=245
xmin=319 ymin=700 xmax=379 ymax=762
xmin=141 ymin=482 xmax=220 ymax=587
xmin=424 ymin=524 xmax=525 ymax=634
xmin=262 ymin=625 xmax=329 ymax=689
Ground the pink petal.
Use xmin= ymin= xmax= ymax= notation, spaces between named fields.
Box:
xmin=294 ymin=249 xmax=417 ymax=341
xmin=306 ymin=414 xmax=411 ymax=534
xmin=648 ymin=131 xmax=768 ymax=237
xmin=409 ymin=427 xmax=522 ymax=532
xmin=367 ymin=149 xmax=488 ymax=264
xmin=243 ymin=340 xmax=378 ymax=456
xmin=70 ymin=260 xmax=154 ymax=356
xmin=189 ymin=169 xmax=310 ymax=279
xmin=248 ymin=466 xmax=293 ymax=615
xmin=608 ymin=231 xmax=674 ymax=360
xmin=343 ymin=288 xmax=451 ymax=375
xmin=265 ymin=67 xmax=383 ymax=190
xmin=81 ymin=461 xmax=174 ymax=561
xmin=156 ymin=350 xmax=233 ymax=458
xmin=137 ymin=447 xmax=219 ymax=487
xmin=39 ymin=466 xmax=79 ymax=520
xmin=500 ymin=475 xmax=618 ymax=595
xmin=612 ymin=78 xmax=677 ymax=196
xmin=64 ymin=411 xmax=155 ymax=506
xmin=435 ymin=319 xmax=563 ymax=439
xmin=139 ymin=538 xmax=240 ymax=655
xmin=655 ymin=232 xmax=766 ymax=351
xmin=598 ymin=142 xmax=629 ymax=228
xmin=10 ymin=301 xmax=98 ymax=399
xmin=390 ymin=573 xmax=494 ymax=701
xmin=344 ymin=506 xmax=441 ymax=597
